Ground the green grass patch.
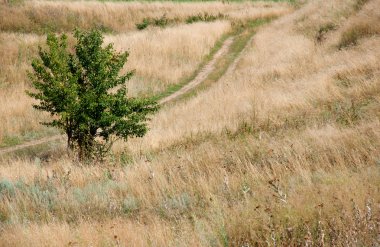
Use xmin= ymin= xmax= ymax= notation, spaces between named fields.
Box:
xmin=0 ymin=135 xmax=22 ymax=148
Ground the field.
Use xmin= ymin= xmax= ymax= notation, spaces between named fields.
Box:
xmin=0 ymin=0 xmax=379 ymax=246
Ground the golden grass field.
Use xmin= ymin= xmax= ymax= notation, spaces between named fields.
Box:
xmin=0 ymin=1 xmax=290 ymax=145
xmin=0 ymin=0 xmax=380 ymax=246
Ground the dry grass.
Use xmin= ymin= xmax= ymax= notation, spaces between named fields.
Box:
xmin=124 ymin=0 xmax=379 ymax=152
xmin=0 ymin=22 xmax=230 ymax=142
xmin=0 ymin=1 xmax=290 ymax=33
xmin=1 ymin=0 xmax=379 ymax=245
xmin=338 ymin=0 xmax=380 ymax=48
xmin=0 ymin=33 xmax=50 ymax=144
xmin=0 ymin=1 xmax=290 ymax=143
xmin=105 ymin=21 xmax=231 ymax=96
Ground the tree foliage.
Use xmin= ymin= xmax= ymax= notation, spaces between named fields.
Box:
xmin=27 ymin=29 xmax=158 ymax=160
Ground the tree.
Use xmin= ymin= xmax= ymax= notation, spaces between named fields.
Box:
xmin=27 ymin=29 xmax=158 ymax=160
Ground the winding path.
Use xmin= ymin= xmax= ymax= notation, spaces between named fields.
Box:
xmin=158 ymin=37 xmax=234 ymax=104
xmin=0 ymin=36 xmax=235 ymax=155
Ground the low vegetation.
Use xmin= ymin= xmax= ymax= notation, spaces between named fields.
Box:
xmin=135 ymin=12 xmax=228 ymax=30
xmin=135 ymin=14 xmax=175 ymax=30
xmin=185 ymin=12 xmax=228 ymax=24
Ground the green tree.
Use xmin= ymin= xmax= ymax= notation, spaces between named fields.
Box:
xmin=27 ymin=30 xmax=158 ymax=160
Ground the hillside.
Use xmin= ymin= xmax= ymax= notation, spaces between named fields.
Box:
xmin=0 ymin=0 xmax=379 ymax=246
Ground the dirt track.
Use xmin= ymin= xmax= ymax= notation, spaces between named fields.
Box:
xmin=158 ymin=37 xmax=234 ymax=104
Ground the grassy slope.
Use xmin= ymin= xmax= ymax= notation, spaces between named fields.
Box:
xmin=1 ymin=0 xmax=380 ymax=246
xmin=0 ymin=1 xmax=290 ymax=147
xmin=153 ymin=17 xmax=274 ymax=102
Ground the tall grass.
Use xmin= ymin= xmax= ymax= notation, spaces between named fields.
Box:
xmin=105 ymin=21 xmax=231 ymax=96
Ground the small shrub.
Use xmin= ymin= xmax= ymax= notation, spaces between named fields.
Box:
xmin=136 ymin=18 xmax=150 ymax=30
xmin=28 ymin=185 xmax=57 ymax=210
xmin=136 ymin=15 xmax=176 ymax=30
xmin=153 ymin=14 xmax=170 ymax=28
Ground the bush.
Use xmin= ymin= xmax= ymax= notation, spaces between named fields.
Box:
xmin=136 ymin=15 xmax=174 ymax=30
xmin=136 ymin=18 xmax=150 ymax=30
xmin=153 ymin=14 xmax=170 ymax=28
